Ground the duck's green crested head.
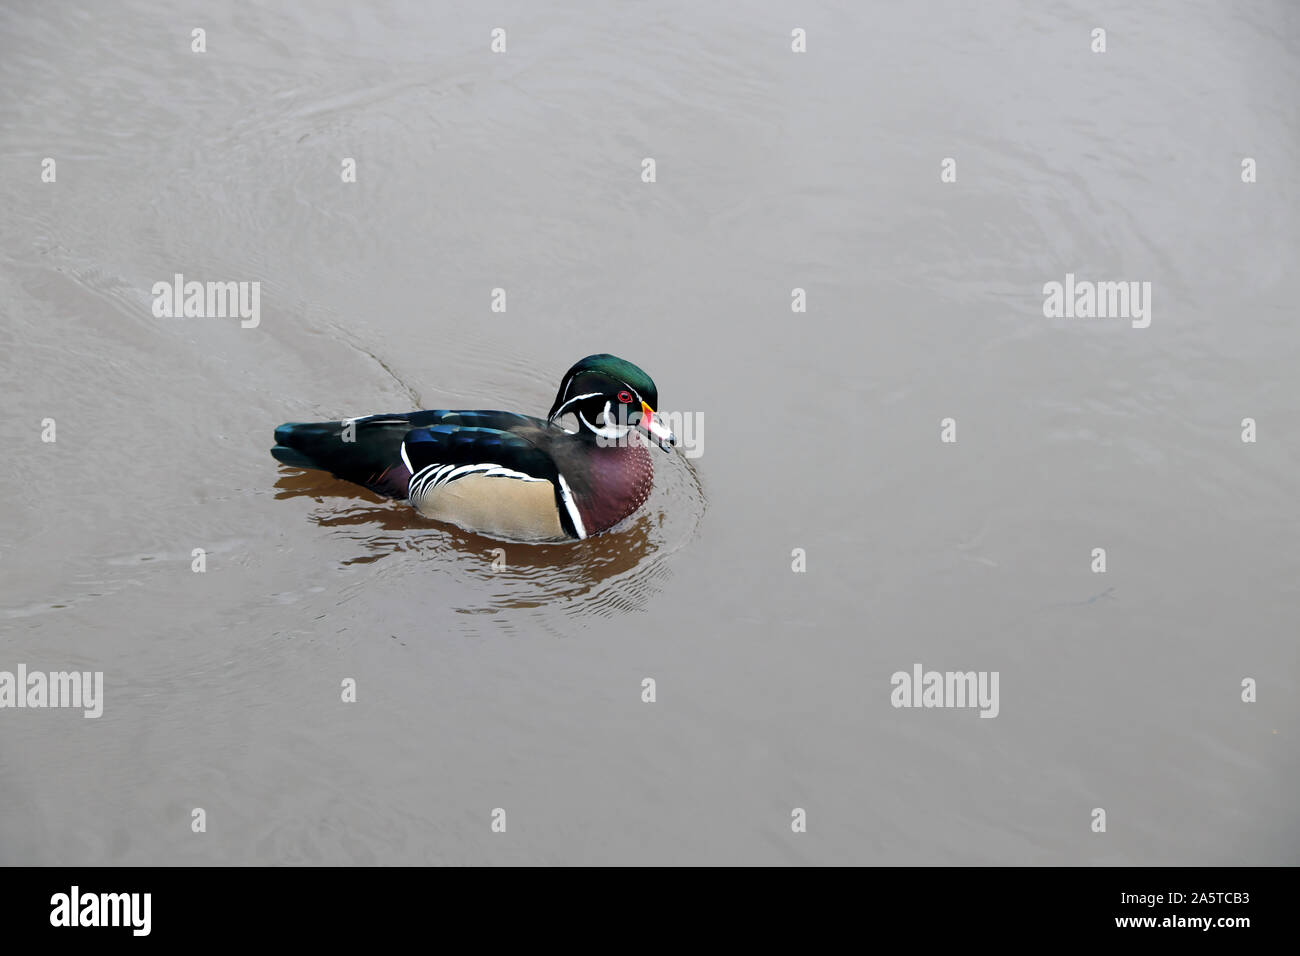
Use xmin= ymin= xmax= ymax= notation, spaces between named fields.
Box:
xmin=547 ymin=353 xmax=674 ymax=450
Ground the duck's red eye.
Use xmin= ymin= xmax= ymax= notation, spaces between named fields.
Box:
xmin=617 ymin=390 xmax=633 ymax=404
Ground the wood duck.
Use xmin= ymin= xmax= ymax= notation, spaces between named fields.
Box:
xmin=271 ymin=354 xmax=676 ymax=541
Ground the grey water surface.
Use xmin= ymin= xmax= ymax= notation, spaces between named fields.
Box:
xmin=1 ymin=0 xmax=1296 ymax=864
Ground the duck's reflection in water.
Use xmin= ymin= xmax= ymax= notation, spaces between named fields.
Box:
xmin=273 ymin=468 xmax=665 ymax=615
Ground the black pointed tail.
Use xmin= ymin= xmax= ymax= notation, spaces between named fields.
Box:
xmin=270 ymin=418 xmax=413 ymax=498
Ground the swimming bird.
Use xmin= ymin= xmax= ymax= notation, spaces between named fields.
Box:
xmin=271 ymin=354 xmax=676 ymax=542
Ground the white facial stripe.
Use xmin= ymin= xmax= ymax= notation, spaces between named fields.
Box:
xmin=556 ymin=473 xmax=587 ymax=540
xmin=579 ymin=407 xmax=631 ymax=439
xmin=551 ymin=391 xmax=602 ymax=420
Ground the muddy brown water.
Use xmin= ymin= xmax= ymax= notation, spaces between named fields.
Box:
xmin=1 ymin=1 xmax=1296 ymax=864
